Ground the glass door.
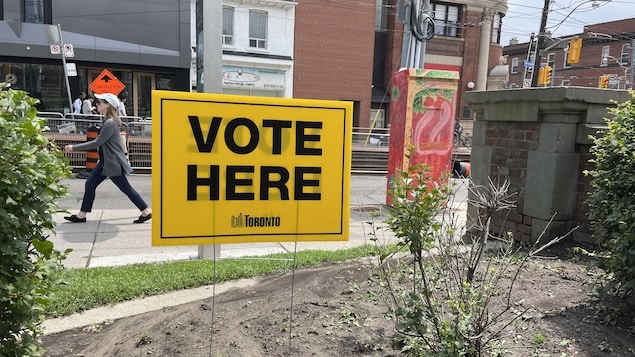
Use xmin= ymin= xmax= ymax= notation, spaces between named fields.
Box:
xmin=87 ymin=69 xmax=102 ymax=91
xmin=134 ymin=73 xmax=155 ymax=118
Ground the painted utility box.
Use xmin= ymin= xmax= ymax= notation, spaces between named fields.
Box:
xmin=386 ymin=68 xmax=459 ymax=204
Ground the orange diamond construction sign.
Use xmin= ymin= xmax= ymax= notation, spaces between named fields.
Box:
xmin=89 ymin=69 xmax=125 ymax=95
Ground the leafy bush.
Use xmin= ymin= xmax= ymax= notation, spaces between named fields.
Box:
xmin=585 ymin=91 xmax=635 ymax=297
xmin=0 ymin=84 xmax=70 ymax=355
xmin=369 ymin=149 xmax=569 ymax=356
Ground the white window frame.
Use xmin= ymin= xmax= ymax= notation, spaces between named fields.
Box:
xmin=600 ymin=46 xmax=610 ymax=67
xmin=432 ymin=3 xmax=460 ymax=38
xmin=511 ymin=58 xmax=519 ymax=74
xmin=222 ymin=6 xmax=234 ymax=46
xmin=547 ymin=52 xmax=555 ymax=67
xmin=563 ymin=48 xmax=571 ymax=68
xmin=249 ymin=10 xmax=267 ymax=49
xmin=620 ymin=43 xmax=630 ymax=65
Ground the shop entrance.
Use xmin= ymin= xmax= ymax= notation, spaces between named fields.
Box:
xmin=86 ymin=69 xmax=155 ymax=118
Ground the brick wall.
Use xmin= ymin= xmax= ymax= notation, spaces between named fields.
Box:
xmin=466 ymin=87 xmax=630 ymax=244
xmin=485 ymin=121 xmax=539 ymax=242
xmin=294 ymin=0 xmax=375 ymax=127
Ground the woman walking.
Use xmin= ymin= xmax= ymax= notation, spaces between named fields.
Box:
xmin=63 ymin=93 xmax=151 ymax=224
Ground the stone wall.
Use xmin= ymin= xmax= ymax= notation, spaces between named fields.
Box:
xmin=464 ymin=87 xmax=630 ymax=243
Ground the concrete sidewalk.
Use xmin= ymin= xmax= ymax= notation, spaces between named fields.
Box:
xmin=43 ymin=174 xmax=469 ymax=335
xmin=50 ymin=174 xmax=405 ymax=268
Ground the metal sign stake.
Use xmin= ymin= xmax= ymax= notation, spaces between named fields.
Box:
xmin=56 ymin=24 xmax=74 ymax=117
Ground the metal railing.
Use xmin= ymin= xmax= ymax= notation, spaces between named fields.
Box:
xmin=123 ymin=118 xmax=152 ymax=170
xmin=40 ymin=113 xmax=154 ymax=171
xmin=352 ymin=127 xmax=390 ymax=148
xmin=40 ymin=112 xmax=392 ymax=173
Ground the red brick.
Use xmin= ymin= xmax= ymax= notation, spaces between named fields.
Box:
xmin=517 ymin=224 xmax=531 ymax=235
xmin=294 ymin=0 xmax=375 ymax=127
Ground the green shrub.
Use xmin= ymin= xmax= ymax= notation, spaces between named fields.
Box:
xmin=370 ymin=148 xmax=570 ymax=356
xmin=0 ymin=84 xmax=70 ymax=355
xmin=585 ymin=91 xmax=635 ymax=298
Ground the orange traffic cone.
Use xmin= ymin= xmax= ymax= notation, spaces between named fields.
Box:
xmin=77 ymin=126 xmax=99 ymax=179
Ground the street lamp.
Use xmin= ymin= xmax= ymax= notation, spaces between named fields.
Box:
xmin=602 ymin=55 xmax=627 ymax=70
xmin=602 ymin=55 xmax=632 ymax=89
xmin=593 ymin=33 xmax=635 ymax=90
xmin=591 ymin=1 xmax=611 ymax=8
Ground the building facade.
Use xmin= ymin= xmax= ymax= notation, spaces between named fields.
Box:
xmin=293 ymin=0 xmax=376 ymax=128
xmin=0 ymin=0 xmax=191 ymax=117
xmin=3 ymin=0 xmax=513 ymax=128
xmin=201 ymin=0 xmax=509 ymax=130
xmin=373 ymin=0 xmax=508 ymax=128
xmin=217 ymin=0 xmax=295 ymax=98
xmin=504 ymin=18 xmax=635 ymax=90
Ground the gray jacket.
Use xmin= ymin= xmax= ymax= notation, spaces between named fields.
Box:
xmin=72 ymin=118 xmax=132 ymax=176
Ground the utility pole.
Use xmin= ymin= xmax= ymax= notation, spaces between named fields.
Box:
xmin=399 ymin=0 xmax=432 ymax=69
xmin=531 ymin=0 xmax=551 ymax=87
xmin=418 ymin=0 xmax=431 ymax=69
xmin=196 ymin=0 xmax=222 ymax=260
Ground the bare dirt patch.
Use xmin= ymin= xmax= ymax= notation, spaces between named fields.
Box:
xmin=42 ymin=252 xmax=634 ymax=356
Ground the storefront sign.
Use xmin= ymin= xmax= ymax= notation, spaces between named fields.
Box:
xmin=221 ymin=66 xmax=286 ymax=91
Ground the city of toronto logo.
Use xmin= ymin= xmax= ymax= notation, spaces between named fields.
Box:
xmin=231 ymin=213 xmax=281 ymax=228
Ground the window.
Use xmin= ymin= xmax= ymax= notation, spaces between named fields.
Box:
xmin=24 ymin=0 xmax=51 ymax=24
xmin=370 ymin=109 xmax=385 ymax=128
xmin=249 ymin=10 xmax=267 ymax=49
xmin=600 ymin=46 xmax=610 ymax=66
xmin=491 ymin=13 xmax=502 ymax=44
xmin=2 ymin=62 xmax=67 ymax=112
xmin=562 ymin=48 xmax=571 ymax=68
xmin=462 ymin=106 xmax=471 ymax=119
xmin=432 ymin=3 xmax=460 ymax=38
xmin=222 ymin=6 xmax=234 ymax=46
xmin=375 ymin=0 xmax=389 ymax=31
xmin=561 ymin=79 xmax=570 ymax=86
xmin=511 ymin=58 xmax=519 ymax=74
xmin=621 ymin=43 xmax=630 ymax=65
xmin=547 ymin=53 xmax=555 ymax=67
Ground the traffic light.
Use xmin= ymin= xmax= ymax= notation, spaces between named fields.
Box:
xmin=599 ymin=75 xmax=609 ymax=89
xmin=543 ymin=65 xmax=552 ymax=85
xmin=538 ymin=65 xmax=552 ymax=85
xmin=567 ymin=38 xmax=582 ymax=64
xmin=538 ymin=67 xmax=546 ymax=85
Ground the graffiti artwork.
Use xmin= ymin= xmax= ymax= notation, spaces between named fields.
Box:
xmin=386 ymin=69 xmax=459 ymax=204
